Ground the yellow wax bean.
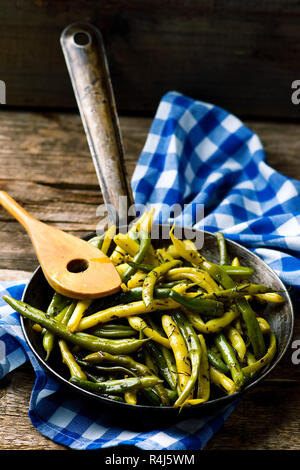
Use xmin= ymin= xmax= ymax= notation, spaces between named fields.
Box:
xmin=169 ymin=224 xmax=204 ymax=266
xmin=114 ymin=233 xmax=158 ymax=266
xmin=183 ymin=308 xmax=207 ymax=333
xmin=231 ymin=257 xmax=240 ymax=267
xmin=58 ymin=340 xmax=87 ymax=379
xmin=210 ymin=366 xmax=237 ymax=395
xmin=101 ymin=225 xmax=116 ymax=255
xmin=32 ymin=323 xmax=43 ymax=333
xmin=127 ymin=316 xmax=171 ymax=349
xmin=127 ymin=271 xmax=147 ymax=289
xmin=166 ymin=267 xmax=218 ymax=293
xmin=124 ymin=391 xmax=137 ymax=405
xmin=204 ymin=309 xmax=240 ymax=334
xmin=67 ymin=299 xmax=92 ymax=333
xmin=195 ymin=334 xmax=210 ymax=402
xmin=116 ymin=263 xmax=130 ymax=276
xmin=255 ymin=293 xmax=285 ymax=303
xmin=161 ymin=314 xmax=191 ymax=392
xmin=77 ymin=298 xmax=179 ymax=331
xmin=226 ymin=325 xmax=246 ymax=362
xmin=257 ymin=317 xmax=271 ymax=334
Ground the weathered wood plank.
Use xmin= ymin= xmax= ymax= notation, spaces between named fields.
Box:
xmin=205 ymin=382 xmax=300 ymax=450
xmin=1 ymin=1 xmax=300 ymax=118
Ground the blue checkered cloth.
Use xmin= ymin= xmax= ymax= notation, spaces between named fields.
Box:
xmin=0 ymin=91 xmax=299 ymax=450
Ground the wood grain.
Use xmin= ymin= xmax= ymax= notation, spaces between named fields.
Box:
xmin=2 ymin=1 xmax=300 ymax=118
xmin=0 ymin=109 xmax=299 ymax=450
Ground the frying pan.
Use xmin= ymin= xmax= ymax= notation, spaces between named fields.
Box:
xmin=20 ymin=23 xmax=294 ymax=427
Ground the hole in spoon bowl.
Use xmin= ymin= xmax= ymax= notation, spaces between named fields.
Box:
xmin=67 ymin=258 xmax=89 ymax=273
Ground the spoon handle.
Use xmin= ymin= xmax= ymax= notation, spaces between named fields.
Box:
xmin=60 ymin=23 xmax=134 ymax=229
xmin=0 ymin=190 xmax=37 ymax=232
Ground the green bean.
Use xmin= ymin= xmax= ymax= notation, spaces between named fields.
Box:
xmin=169 ymin=290 xmax=224 ymax=317
xmin=216 ymin=232 xmax=227 ymax=265
xmin=122 ymin=230 xmax=152 ymax=283
xmin=89 ymin=324 xmax=137 ymax=338
xmin=143 ymin=260 xmax=181 ymax=307
xmin=125 ymin=260 xmax=154 ymax=272
xmin=84 ymin=349 xmax=166 ymax=405
xmin=75 ymin=356 xmax=136 ymax=378
xmin=221 ymin=266 xmax=254 ymax=280
xmin=199 ymin=260 xmax=265 ymax=358
xmin=246 ymin=350 xmax=256 ymax=366
xmin=173 ymin=311 xmax=202 ymax=407
xmin=84 ymin=350 xmax=154 ymax=377
xmin=143 ymin=346 xmax=170 ymax=405
xmin=141 ymin=387 xmax=162 ymax=405
xmin=83 ymin=371 xmax=106 ymax=383
xmin=195 ymin=283 xmax=276 ymax=301
xmin=110 ymin=286 xmax=224 ymax=317
xmin=49 ymin=292 xmax=71 ymax=314
xmin=3 ymin=295 xmax=149 ymax=355
xmin=42 ymin=292 xmax=72 ymax=360
xmin=145 ymin=340 xmax=177 ymax=391
xmin=214 ymin=333 xmax=245 ymax=388
xmin=242 ymin=332 xmax=277 ymax=381
xmin=234 ymin=298 xmax=265 ymax=358
xmin=87 ymin=234 xmax=105 ymax=250
xmin=147 ymin=314 xmax=178 ymax=390
xmin=207 ymin=348 xmax=229 ymax=374
xmin=165 ymin=388 xmax=178 ymax=403
xmin=101 ymin=394 xmax=125 ymax=402
xmin=70 ymin=376 xmax=163 ymax=394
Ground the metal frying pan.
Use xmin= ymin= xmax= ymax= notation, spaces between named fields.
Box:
xmin=20 ymin=23 xmax=294 ymax=427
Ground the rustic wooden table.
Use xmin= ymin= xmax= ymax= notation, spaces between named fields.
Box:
xmin=0 ymin=109 xmax=299 ymax=450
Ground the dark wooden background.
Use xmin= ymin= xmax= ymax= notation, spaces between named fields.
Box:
xmin=1 ymin=0 xmax=300 ymax=118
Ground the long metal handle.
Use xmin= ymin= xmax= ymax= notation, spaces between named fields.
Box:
xmin=60 ymin=23 xmax=134 ymax=227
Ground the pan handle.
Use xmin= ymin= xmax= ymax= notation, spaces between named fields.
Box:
xmin=60 ymin=23 xmax=134 ymax=228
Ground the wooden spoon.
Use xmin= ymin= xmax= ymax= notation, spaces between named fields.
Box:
xmin=0 ymin=190 xmax=122 ymax=299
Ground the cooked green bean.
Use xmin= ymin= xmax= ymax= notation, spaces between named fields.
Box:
xmin=242 ymin=332 xmax=277 ymax=381
xmin=70 ymin=376 xmax=163 ymax=394
xmin=199 ymin=260 xmax=265 ymax=358
xmin=207 ymin=348 xmax=229 ymax=374
xmin=172 ymin=311 xmax=202 ymax=407
xmin=145 ymin=341 xmax=177 ymax=391
xmin=42 ymin=292 xmax=72 ymax=360
xmin=87 ymin=234 xmax=105 ymax=250
xmin=169 ymin=290 xmax=224 ymax=317
xmin=218 ymin=266 xmax=254 ymax=280
xmin=89 ymin=324 xmax=137 ymax=338
xmin=195 ymin=283 xmax=276 ymax=301
xmin=125 ymin=260 xmax=154 ymax=272
xmin=143 ymin=260 xmax=181 ymax=307
xmin=216 ymin=232 xmax=227 ymax=266
xmin=143 ymin=346 xmax=170 ymax=405
xmin=122 ymin=212 xmax=153 ymax=283
xmin=3 ymin=296 xmax=149 ymax=355
xmin=214 ymin=333 xmax=245 ymax=388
